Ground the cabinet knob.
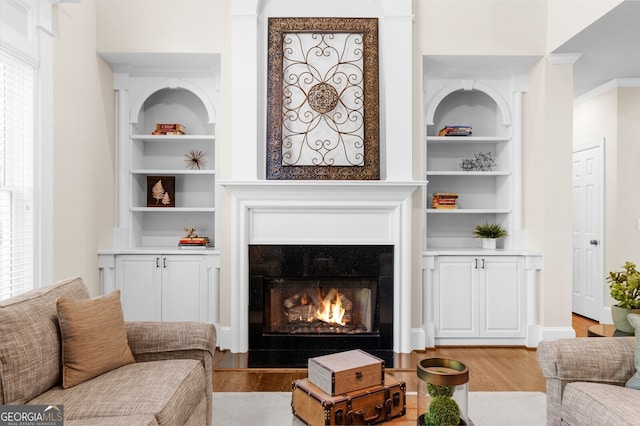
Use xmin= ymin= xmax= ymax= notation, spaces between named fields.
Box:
xmin=163 ymin=257 xmax=167 ymax=268
xmin=156 ymin=257 xmax=160 ymax=268
xmin=589 ymin=239 xmax=599 ymax=246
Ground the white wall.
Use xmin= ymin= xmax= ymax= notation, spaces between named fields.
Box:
xmin=51 ymin=0 xmax=615 ymax=333
xmin=546 ymin=0 xmax=622 ymax=52
xmin=53 ymin=1 xmax=113 ymax=295
xmin=574 ymin=85 xmax=640 ymax=312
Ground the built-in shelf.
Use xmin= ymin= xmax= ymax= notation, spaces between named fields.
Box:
xmin=426 ymin=136 xmax=510 ymax=143
xmin=131 ymin=134 xmax=215 ymax=142
xmin=426 ymin=171 xmax=510 ymax=176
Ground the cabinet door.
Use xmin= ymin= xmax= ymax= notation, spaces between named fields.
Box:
xmin=161 ymin=255 xmax=209 ymax=322
xmin=115 ymin=255 xmax=162 ymax=321
xmin=434 ymin=257 xmax=478 ymax=337
xmin=480 ymin=257 xmax=525 ymax=338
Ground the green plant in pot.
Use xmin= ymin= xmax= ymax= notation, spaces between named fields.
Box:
xmin=424 ymin=384 xmax=460 ymax=426
xmin=473 ymin=222 xmax=507 ymax=250
xmin=606 ymin=261 xmax=640 ymax=333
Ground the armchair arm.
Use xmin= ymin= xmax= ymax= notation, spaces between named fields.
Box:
xmin=537 ymin=337 xmax=635 ymax=425
xmin=537 ymin=337 xmax=635 ymax=384
xmin=125 ymin=321 xmax=216 ymax=426
xmin=126 ymin=321 xmax=216 ymax=359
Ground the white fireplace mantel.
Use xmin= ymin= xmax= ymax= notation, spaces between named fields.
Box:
xmin=219 ymin=180 xmax=425 ymax=353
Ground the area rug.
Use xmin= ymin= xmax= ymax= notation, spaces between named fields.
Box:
xmin=212 ymin=391 xmax=546 ymax=425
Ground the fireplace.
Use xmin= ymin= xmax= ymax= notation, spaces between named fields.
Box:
xmin=249 ymin=245 xmax=393 ymax=367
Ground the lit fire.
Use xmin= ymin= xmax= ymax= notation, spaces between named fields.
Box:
xmin=315 ymin=289 xmax=347 ymax=326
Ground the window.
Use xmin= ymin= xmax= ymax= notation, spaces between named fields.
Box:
xmin=0 ymin=50 xmax=34 ymax=300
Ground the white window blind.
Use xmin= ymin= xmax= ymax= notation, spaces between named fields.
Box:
xmin=0 ymin=49 xmax=34 ymax=300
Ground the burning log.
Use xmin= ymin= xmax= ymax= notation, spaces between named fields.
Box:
xmin=285 ymin=289 xmax=353 ymax=326
xmin=284 ymin=292 xmax=321 ymax=309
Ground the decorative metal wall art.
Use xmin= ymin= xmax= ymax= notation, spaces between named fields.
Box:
xmin=267 ymin=18 xmax=379 ymax=180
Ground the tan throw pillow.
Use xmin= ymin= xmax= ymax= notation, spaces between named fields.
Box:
xmin=57 ymin=290 xmax=135 ymax=388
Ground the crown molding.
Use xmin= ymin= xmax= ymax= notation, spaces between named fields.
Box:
xmin=547 ymin=53 xmax=582 ymax=65
xmin=574 ymin=78 xmax=640 ymax=104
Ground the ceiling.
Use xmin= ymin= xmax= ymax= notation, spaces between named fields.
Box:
xmin=552 ymin=1 xmax=640 ymax=98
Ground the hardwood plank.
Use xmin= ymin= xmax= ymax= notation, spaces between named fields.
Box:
xmin=212 ymin=314 xmax=597 ymax=393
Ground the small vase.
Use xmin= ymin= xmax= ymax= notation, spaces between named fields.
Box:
xmin=482 ymin=238 xmax=496 ymax=250
xmin=611 ymin=305 xmax=640 ymax=333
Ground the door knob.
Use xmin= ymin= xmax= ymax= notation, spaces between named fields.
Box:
xmin=590 ymin=239 xmax=599 ymax=246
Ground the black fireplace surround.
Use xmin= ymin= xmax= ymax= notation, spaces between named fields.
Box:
xmin=249 ymin=244 xmax=394 ymax=367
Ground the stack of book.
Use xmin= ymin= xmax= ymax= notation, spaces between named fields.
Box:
xmin=432 ymin=193 xmax=458 ymax=209
xmin=178 ymin=237 xmax=210 ymax=249
xmin=152 ymin=123 xmax=186 ymax=135
xmin=438 ymin=125 xmax=472 ymax=136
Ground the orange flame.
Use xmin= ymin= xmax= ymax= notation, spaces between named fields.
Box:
xmin=315 ymin=289 xmax=347 ymax=326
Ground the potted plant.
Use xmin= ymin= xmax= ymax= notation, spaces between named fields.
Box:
xmin=473 ymin=222 xmax=507 ymax=249
xmin=606 ymin=261 xmax=640 ymax=333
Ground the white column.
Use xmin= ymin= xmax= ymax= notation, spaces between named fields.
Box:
xmin=381 ymin=2 xmax=413 ymax=180
xmin=112 ymin=68 xmax=131 ymax=248
xmin=230 ymin=2 xmax=260 ymax=180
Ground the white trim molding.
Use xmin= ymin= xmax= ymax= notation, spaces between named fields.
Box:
xmin=219 ymin=180 xmax=425 ymax=354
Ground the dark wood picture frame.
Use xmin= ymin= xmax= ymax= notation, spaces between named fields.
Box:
xmin=266 ymin=18 xmax=379 ymax=180
xmin=146 ymin=175 xmax=175 ymax=207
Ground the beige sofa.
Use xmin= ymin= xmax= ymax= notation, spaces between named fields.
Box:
xmin=0 ymin=277 xmax=216 ymax=425
xmin=537 ymin=337 xmax=638 ymax=425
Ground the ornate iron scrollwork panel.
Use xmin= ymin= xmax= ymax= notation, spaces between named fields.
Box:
xmin=267 ymin=18 xmax=379 ymax=180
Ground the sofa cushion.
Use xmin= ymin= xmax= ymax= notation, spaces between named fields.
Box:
xmin=57 ymin=290 xmax=135 ymax=388
xmin=562 ymin=382 xmax=639 ymax=425
xmin=0 ymin=277 xmax=89 ymax=404
xmin=28 ymin=359 xmax=205 ymax=425
xmin=625 ymin=313 xmax=640 ymax=389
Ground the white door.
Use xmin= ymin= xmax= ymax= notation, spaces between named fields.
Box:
xmin=116 ymin=255 xmax=162 ymax=321
xmin=434 ymin=257 xmax=478 ymax=338
xmin=572 ymin=139 xmax=604 ymax=321
xmin=161 ymin=255 xmax=209 ymax=322
xmin=480 ymin=257 xmax=525 ymax=338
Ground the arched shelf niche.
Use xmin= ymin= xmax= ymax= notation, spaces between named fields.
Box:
xmin=130 ymin=80 xmax=216 ymax=134
xmin=426 ymin=81 xmax=511 ymax=136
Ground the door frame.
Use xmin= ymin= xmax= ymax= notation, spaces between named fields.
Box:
xmin=572 ymin=138 xmax=605 ymax=322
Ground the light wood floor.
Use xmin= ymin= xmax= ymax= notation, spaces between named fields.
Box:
xmin=213 ymin=314 xmax=597 ymax=393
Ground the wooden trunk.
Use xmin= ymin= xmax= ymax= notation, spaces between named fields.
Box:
xmin=292 ymin=374 xmax=406 ymax=425
xmin=308 ymin=350 xmax=384 ymax=395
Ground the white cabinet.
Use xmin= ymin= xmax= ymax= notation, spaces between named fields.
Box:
xmin=100 ymin=252 xmax=220 ymax=323
xmin=431 ymin=255 xmax=526 ymax=341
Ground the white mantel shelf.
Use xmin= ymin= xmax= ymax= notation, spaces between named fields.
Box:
xmin=220 ymin=180 xmax=427 ymax=190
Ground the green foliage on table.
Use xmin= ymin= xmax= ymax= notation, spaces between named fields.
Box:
xmin=425 ymin=395 xmax=460 ymax=426
xmin=607 ymin=261 xmax=640 ymax=309
xmin=427 ymin=382 xmax=455 ymax=397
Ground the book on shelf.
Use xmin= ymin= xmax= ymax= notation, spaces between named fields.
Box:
xmin=179 ymin=243 xmax=211 ymax=249
xmin=179 ymin=237 xmax=209 ymax=244
xmin=438 ymin=125 xmax=472 ymax=137
xmin=152 ymin=123 xmax=186 ymax=135
xmin=178 ymin=236 xmax=210 ymax=248
xmin=432 ymin=192 xmax=458 ymax=209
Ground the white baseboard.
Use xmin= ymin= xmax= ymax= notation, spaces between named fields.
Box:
xmin=411 ymin=327 xmax=426 ymax=350
xmin=217 ymin=326 xmax=232 ymax=351
xmin=539 ymin=326 xmax=576 ymax=342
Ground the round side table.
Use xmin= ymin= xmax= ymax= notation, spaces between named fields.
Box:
xmin=587 ymin=324 xmax=633 ymax=337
